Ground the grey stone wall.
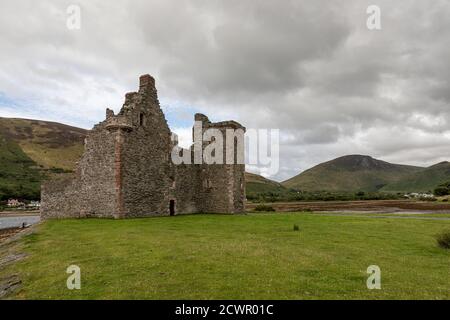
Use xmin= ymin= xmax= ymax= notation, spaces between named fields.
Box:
xmin=192 ymin=114 xmax=246 ymax=213
xmin=41 ymin=174 xmax=80 ymax=219
xmin=120 ymin=76 xmax=173 ymax=217
xmin=41 ymin=74 xmax=246 ymax=219
xmin=78 ymin=123 xmax=117 ymax=218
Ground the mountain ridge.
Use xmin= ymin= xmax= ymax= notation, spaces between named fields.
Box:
xmin=381 ymin=161 xmax=450 ymax=193
xmin=282 ymin=155 xmax=428 ymax=192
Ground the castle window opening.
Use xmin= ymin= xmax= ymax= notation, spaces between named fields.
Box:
xmin=139 ymin=113 xmax=144 ymax=126
xmin=234 ymin=137 xmax=238 ymax=164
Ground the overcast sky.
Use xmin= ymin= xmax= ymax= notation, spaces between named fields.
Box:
xmin=0 ymin=0 xmax=449 ymax=181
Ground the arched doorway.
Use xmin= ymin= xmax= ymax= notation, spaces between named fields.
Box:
xmin=169 ymin=200 xmax=175 ymax=216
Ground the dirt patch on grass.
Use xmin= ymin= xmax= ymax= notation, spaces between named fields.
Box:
xmin=0 ymin=274 xmax=21 ymax=298
xmin=0 ymin=228 xmax=22 ymax=242
xmin=0 ymin=226 xmax=34 ymax=299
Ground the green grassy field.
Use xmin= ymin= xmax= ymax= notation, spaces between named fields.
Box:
xmin=3 ymin=213 xmax=450 ymax=299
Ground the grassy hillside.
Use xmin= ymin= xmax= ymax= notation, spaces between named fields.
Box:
xmin=382 ymin=161 xmax=450 ymax=193
xmin=0 ymin=118 xmax=86 ymax=170
xmin=245 ymin=172 xmax=286 ymax=195
xmin=0 ymin=117 xmax=86 ymax=200
xmin=282 ymin=155 xmax=424 ymax=192
xmin=0 ymin=132 xmax=42 ymax=200
xmin=3 ymin=213 xmax=450 ymax=299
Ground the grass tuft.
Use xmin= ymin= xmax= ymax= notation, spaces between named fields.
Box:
xmin=436 ymin=230 xmax=450 ymax=249
xmin=253 ymin=204 xmax=275 ymax=212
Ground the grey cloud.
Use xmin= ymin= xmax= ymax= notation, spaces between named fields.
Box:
xmin=0 ymin=0 xmax=449 ymax=181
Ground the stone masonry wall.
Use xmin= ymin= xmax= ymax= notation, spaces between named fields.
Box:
xmin=41 ymin=174 xmax=80 ymax=219
xmin=191 ymin=114 xmax=246 ymax=213
xmin=120 ymin=75 xmax=173 ymax=217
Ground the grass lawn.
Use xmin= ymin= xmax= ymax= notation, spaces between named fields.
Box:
xmin=2 ymin=212 xmax=450 ymax=299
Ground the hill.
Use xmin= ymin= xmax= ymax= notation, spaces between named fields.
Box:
xmin=0 ymin=117 xmax=87 ymax=200
xmin=245 ymin=172 xmax=286 ymax=196
xmin=381 ymin=161 xmax=450 ymax=193
xmin=0 ymin=118 xmax=86 ymax=170
xmin=0 ymin=132 xmax=42 ymax=199
xmin=282 ymin=155 xmax=424 ymax=192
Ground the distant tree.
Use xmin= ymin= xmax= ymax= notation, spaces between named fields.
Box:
xmin=434 ymin=182 xmax=450 ymax=196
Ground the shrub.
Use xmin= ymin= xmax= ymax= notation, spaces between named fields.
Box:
xmin=434 ymin=182 xmax=450 ymax=196
xmin=434 ymin=187 xmax=449 ymax=196
xmin=436 ymin=230 xmax=450 ymax=249
xmin=293 ymin=224 xmax=300 ymax=231
xmin=254 ymin=205 xmax=275 ymax=212
xmin=419 ymin=196 xmax=437 ymax=202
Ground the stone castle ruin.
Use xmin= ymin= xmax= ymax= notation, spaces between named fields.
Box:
xmin=41 ymin=75 xmax=246 ymax=219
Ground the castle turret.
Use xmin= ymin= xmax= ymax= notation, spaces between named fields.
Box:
xmin=193 ymin=114 xmax=246 ymax=213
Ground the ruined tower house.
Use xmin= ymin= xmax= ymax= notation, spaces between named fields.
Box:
xmin=41 ymin=75 xmax=246 ymax=219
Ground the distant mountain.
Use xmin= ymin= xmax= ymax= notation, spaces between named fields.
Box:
xmin=0 ymin=117 xmax=86 ymax=200
xmin=281 ymin=155 xmax=424 ymax=192
xmin=381 ymin=161 xmax=450 ymax=193
xmin=245 ymin=172 xmax=286 ymax=195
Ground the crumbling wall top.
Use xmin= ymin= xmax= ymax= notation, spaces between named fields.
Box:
xmin=195 ymin=113 xmax=245 ymax=130
xmin=195 ymin=113 xmax=210 ymax=124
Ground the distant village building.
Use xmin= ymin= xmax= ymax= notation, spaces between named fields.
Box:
xmin=7 ymin=199 xmax=24 ymax=208
xmin=41 ymin=75 xmax=246 ymax=219
xmin=404 ymin=193 xmax=434 ymax=199
xmin=27 ymin=201 xmax=41 ymax=209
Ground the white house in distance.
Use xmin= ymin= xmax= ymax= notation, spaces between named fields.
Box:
xmin=7 ymin=199 xmax=24 ymax=208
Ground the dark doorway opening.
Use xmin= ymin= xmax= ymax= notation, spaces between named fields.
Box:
xmin=169 ymin=200 xmax=175 ymax=216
